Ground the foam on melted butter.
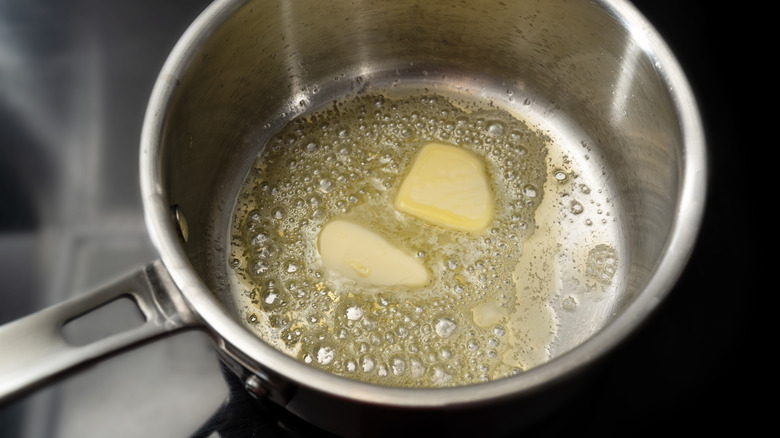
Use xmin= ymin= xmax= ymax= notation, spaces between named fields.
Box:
xmin=226 ymin=91 xmax=619 ymax=388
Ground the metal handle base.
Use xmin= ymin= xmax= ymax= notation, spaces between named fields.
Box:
xmin=0 ymin=260 xmax=199 ymax=403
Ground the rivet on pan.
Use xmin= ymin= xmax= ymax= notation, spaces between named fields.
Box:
xmin=244 ymin=374 xmax=268 ymax=399
xmin=172 ymin=205 xmax=189 ymax=243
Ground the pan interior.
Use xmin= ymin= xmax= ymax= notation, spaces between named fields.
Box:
xmin=221 ymin=75 xmax=627 ymax=387
xmin=154 ymin=0 xmax=693 ymax=390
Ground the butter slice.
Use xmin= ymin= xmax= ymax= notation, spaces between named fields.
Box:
xmin=318 ymin=219 xmax=430 ymax=287
xmin=395 ymin=142 xmax=494 ymax=232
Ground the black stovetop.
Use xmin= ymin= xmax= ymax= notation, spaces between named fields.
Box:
xmin=1 ymin=1 xmax=758 ymax=436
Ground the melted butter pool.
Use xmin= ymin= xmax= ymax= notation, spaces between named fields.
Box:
xmin=226 ymin=88 xmax=623 ymax=387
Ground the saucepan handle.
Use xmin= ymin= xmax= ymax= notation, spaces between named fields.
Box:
xmin=0 ymin=260 xmax=200 ymax=403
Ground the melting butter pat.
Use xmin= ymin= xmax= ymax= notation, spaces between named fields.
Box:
xmin=395 ymin=142 xmax=494 ymax=232
xmin=318 ymin=219 xmax=430 ymax=287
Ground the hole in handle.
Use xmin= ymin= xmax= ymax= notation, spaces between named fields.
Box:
xmin=62 ymin=296 xmax=146 ymax=346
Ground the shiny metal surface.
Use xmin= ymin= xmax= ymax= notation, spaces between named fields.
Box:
xmin=0 ymin=0 xmax=756 ymax=436
xmin=0 ymin=261 xmax=193 ymax=404
xmin=140 ymin=0 xmax=705 ymax=434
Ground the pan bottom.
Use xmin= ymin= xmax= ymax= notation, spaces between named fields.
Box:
xmin=220 ymin=72 xmax=625 ymax=388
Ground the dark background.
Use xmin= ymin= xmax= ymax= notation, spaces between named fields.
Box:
xmin=1 ymin=1 xmax=758 ymax=436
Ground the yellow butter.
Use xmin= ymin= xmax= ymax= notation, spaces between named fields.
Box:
xmin=395 ymin=142 xmax=494 ymax=232
xmin=318 ymin=219 xmax=430 ymax=287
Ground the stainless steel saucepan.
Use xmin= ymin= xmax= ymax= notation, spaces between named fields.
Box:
xmin=0 ymin=0 xmax=706 ymax=436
